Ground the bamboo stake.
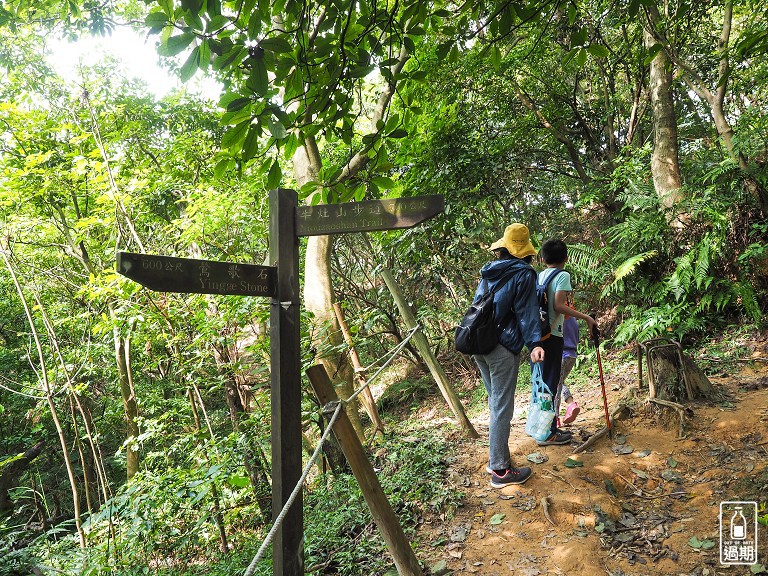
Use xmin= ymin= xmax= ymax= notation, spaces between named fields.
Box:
xmin=332 ymin=303 xmax=385 ymax=435
xmin=380 ymin=269 xmax=479 ymax=439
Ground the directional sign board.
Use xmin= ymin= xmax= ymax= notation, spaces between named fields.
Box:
xmin=117 ymin=252 xmax=276 ymax=297
xmin=295 ymin=194 xmax=444 ymax=236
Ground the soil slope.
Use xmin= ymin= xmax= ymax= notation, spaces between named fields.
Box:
xmin=419 ymin=356 xmax=768 ymax=576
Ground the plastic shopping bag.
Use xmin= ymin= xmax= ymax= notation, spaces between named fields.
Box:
xmin=525 ymin=363 xmax=555 ymax=442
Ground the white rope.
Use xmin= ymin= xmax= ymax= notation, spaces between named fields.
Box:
xmin=243 ymin=400 xmax=344 ymax=576
xmin=0 ymin=375 xmax=46 ymax=399
xmin=348 ymin=324 xmax=421 ymax=404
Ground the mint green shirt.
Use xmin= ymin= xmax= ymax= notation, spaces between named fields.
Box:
xmin=537 ymin=268 xmax=572 ymax=337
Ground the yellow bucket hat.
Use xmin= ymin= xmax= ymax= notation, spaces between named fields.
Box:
xmin=489 ymin=223 xmax=537 ymax=258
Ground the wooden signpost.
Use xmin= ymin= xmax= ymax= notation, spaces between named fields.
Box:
xmin=295 ymin=194 xmax=444 ymax=236
xmin=117 ymin=188 xmax=444 ymax=576
xmin=116 ymin=252 xmax=276 ymax=297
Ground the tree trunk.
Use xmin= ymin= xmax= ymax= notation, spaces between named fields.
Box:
xmin=645 ymin=347 xmax=715 ymax=402
xmin=114 ymin=332 xmax=140 ymax=480
xmin=293 ymin=140 xmax=366 ymax=443
xmin=643 ymin=27 xmax=685 ymax=220
xmin=2 ymin=248 xmax=86 ymax=548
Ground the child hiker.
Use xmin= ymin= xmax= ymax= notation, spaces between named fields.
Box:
xmin=556 ymin=314 xmax=580 ymax=426
xmin=537 ymin=239 xmax=596 ymax=445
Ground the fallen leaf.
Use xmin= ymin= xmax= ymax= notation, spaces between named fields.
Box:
xmin=565 ymin=457 xmax=584 ymax=468
xmin=430 ymin=560 xmax=448 ymax=575
xmin=667 ymin=456 xmax=678 ymax=468
xmin=450 ymin=525 xmax=468 ymax=542
xmin=661 ymin=469 xmax=682 ymax=483
xmin=527 ymin=451 xmax=548 ymax=464
xmin=631 ymin=468 xmax=648 ymax=479
xmin=688 ymin=536 xmax=715 ymax=549
xmin=490 ymin=513 xmax=506 ymax=525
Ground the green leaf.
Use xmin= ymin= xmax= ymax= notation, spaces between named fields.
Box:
xmin=198 ymin=40 xmax=210 ymax=71
xmin=207 ymin=14 xmax=229 ymax=32
xmin=564 ymin=458 xmax=584 ymax=468
xmin=214 ymin=157 xmax=234 ymax=178
xmin=613 ymin=251 xmax=658 ymax=281
xmin=248 ymin=54 xmax=269 ymax=96
xmin=586 ymin=44 xmax=610 ymax=59
xmin=221 ymin=120 xmax=250 ymax=149
xmin=490 ymin=45 xmax=502 ymax=69
xmin=144 ymin=10 xmax=168 ymax=30
xmin=667 ymin=456 xmax=677 ymax=468
xmin=242 ymin=125 xmax=260 ymax=160
xmin=260 ymin=37 xmax=293 ymax=53
xmin=226 ymin=97 xmax=251 ymax=112
xmin=644 ymin=43 xmax=663 ymax=65
xmin=371 ymin=176 xmax=395 ymax=190
xmin=386 ymin=129 xmax=408 ymax=139
xmin=180 ymin=46 xmax=200 ymax=82
xmin=227 ymin=474 xmax=250 ymax=488
xmin=267 ymin=159 xmax=282 ymax=189
xmin=267 ymin=115 xmax=287 ymax=140
xmin=489 ymin=513 xmax=505 ymax=525
xmin=594 ymin=522 xmax=605 ymax=533
xmin=575 ymin=48 xmax=588 ymax=68
xmin=562 ymin=47 xmax=579 ymax=67
xmin=160 ymin=33 xmax=195 ymax=57
xmin=213 ymin=45 xmax=246 ymax=71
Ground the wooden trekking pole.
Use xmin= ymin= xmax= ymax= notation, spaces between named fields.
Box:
xmin=592 ymin=321 xmax=612 ymax=440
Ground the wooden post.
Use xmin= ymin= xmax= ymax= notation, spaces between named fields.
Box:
xmin=332 ymin=302 xmax=385 ymax=435
xmin=380 ymin=269 xmax=479 ymax=439
xmin=269 ymin=188 xmax=303 ymax=576
xmin=306 ymin=365 xmax=423 ymax=576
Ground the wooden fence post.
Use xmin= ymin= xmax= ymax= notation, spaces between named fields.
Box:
xmin=306 ymin=365 xmax=423 ymax=576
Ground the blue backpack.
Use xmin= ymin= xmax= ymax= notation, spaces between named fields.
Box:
xmin=536 ymin=269 xmax=564 ymax=341
xmin=454 ymin=269 xmax=518 ymax=355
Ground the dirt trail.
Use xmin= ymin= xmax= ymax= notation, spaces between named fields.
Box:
xmin=419 ymin=360 xmax=768 ymax=576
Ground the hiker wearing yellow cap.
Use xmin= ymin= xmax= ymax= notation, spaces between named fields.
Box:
xmin=472 ymin=223 xmax=544 ymax=488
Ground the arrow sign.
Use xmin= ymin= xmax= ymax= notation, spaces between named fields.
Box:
xmin=295 ymin=194 xmax=444 ymax=237
xmin=117 ymin=252 xmax=276 ymax=297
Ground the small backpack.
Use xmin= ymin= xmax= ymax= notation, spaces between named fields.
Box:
xmin=536 ymin=269 xmax=564 ymax=341
xmin=454 ymin=269 xmax=517 ymax=355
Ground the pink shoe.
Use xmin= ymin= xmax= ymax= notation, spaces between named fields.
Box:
xmin=562 ymin=402 xmax=580 ymax=424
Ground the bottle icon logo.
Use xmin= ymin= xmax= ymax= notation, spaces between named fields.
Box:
xmin=730 ymin=507 xmax=746 ymax=540
xmin=720 ymin=501 xmax=758 ymax=565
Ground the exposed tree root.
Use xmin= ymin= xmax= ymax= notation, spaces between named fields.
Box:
xmin=648 ymin=397 xmax=689 ymax=438
xmin=572 ymin=405 xmax=632 ymax=454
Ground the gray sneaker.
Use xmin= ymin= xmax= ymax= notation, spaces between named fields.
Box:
xmin=490 ymin=467 xmax=533 ymax=487
xmin=536 ymin=431 xmax=572 ymax=446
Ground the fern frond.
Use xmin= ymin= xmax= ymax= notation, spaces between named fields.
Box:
xmin=613 ymin=251 xmax=658 ymax=282
xmin=694 ymin=237 xmax=711 ymax=290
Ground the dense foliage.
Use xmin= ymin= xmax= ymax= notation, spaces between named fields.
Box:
xmin=1 ymin=0 xmax=766 ymax=574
